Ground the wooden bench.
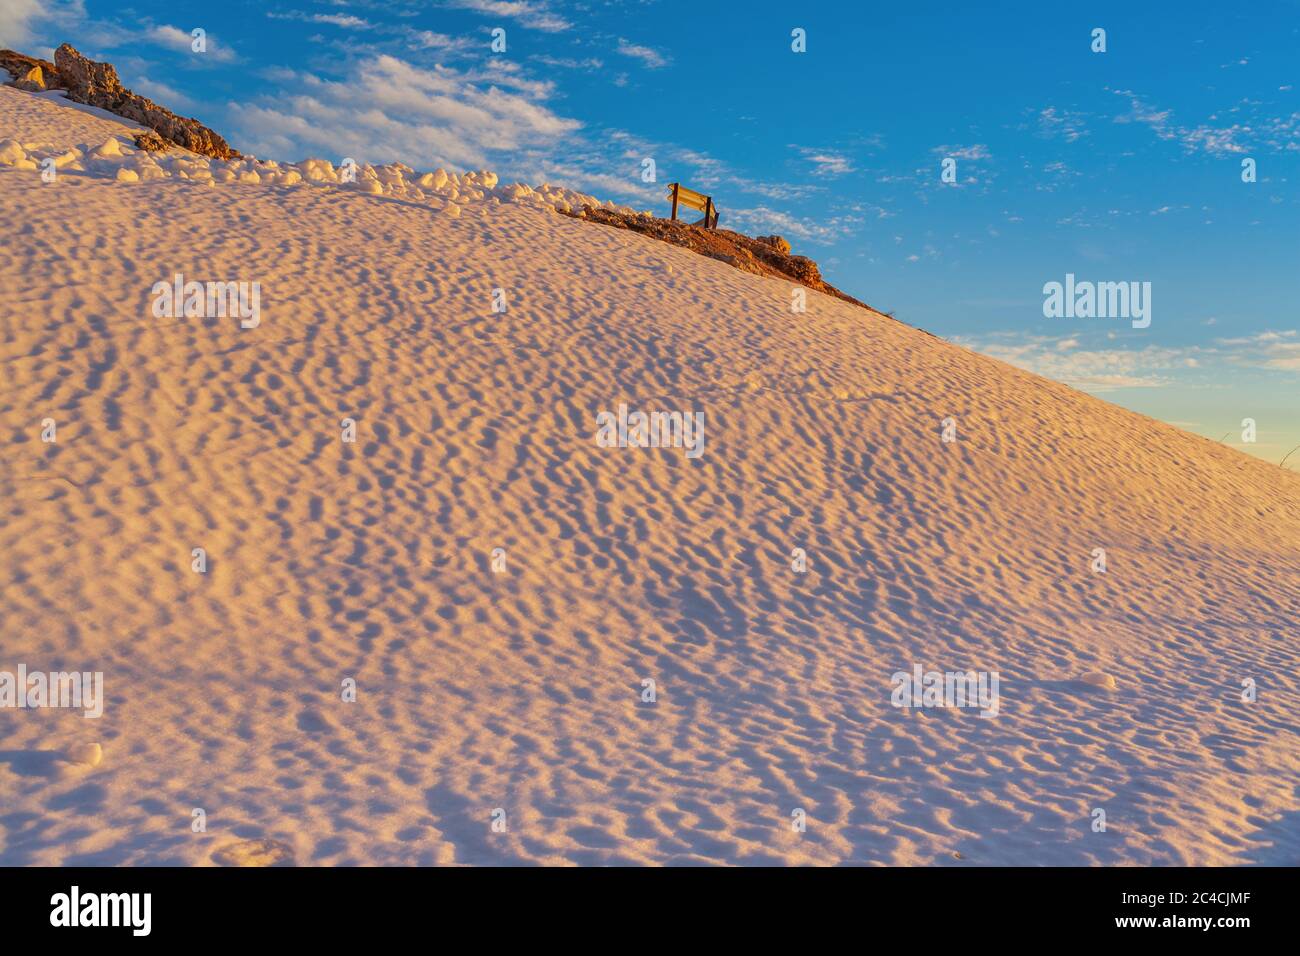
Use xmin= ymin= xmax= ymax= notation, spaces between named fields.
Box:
xmin=667 ymin=183 xmax=719 ymax=229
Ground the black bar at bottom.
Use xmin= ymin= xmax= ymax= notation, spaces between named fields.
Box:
xmin=0 ymin=865 xmax=1287 ymax=943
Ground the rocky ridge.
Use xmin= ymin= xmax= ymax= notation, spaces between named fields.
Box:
xmin=0 ymin=44 xmax=237 ymax=159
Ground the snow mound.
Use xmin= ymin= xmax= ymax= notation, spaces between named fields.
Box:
xmin=0 ymin=116 xmax=645 ymax=217
xmin=63 ymin=742 xmax=103 ymax=767
xmin=1079 ymin=672 xmax=1118 ymax=691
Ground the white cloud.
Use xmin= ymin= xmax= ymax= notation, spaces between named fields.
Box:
xmin=312 ymin=14 xmax=372 ymax=30
xmin=616 ymin=38 xmax=670 ymax=69
xmin=129 ymin=74 xmax=196 ymax=110
xmin=1214 ymin=331 xmax=1300 ymax=369
xmin=1215 ymin=330 xmax=1297 ymax=345
xmin=954 ymin=334 xmax=1187 ymax=390
xmin=229 ymin=55 xmax=581 ymax=170
xmin=266 ymin=12 xmax=376 ymax=31
xmin=529 ymin=161 xmax=660 ymax=205
xmin=146 ymin=24 xmax=238 ymax=62
xmin=725 ymin=205 xmax=860 ymax=244
xmin=1037 ymin=107 xmax=1089 ymax=142
xmin=532 ymin=54 xmax=604 ymax=70
xmin=1109 ymin=88 xmax=1299 ymax=155
xmin=444 ymin=0 xmax=571 ymax=33
xmin=605 ymin=132 xmax=818 ymax=204
xmin=1112 ymin=89 xmax=1173 ymax=136
xmin=0 ymin=0 xmax=81 ymax=50
xmin=1178 ymin=123 xmax=1250 ymax=154
xmin=0 ymin=0 xmax=41 ymax=48
xmin=794 ymin=146 xmax=855 ymax=177
xmin=934 ymin=143 xmax=991 ymax=161
xmin=958 ymin=329 xmax=1300 ymax=391
xmin=407 ymin=30 xmax=475 ymax=53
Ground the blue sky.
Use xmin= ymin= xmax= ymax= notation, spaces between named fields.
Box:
xmin=5 ymin=1 xmax=1298 ymax=464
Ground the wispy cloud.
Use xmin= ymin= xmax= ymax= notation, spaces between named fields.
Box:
xmin=532 ymin=54 xmax=604 ymax=71
xmin=146 ymin=24 xmax=238 ymax=62
xmin=616 ymin=38 xmax=670 ymax=69
xmin=954 ymin=333 xmax=1190 ymax=390
xmin=1214 ymin=330 xmax=1300 ymax=370
xmin=726 ymin=205 xmax=862 ymax=244
xmin=444 ymin=0 xmax=571 ymax=33
xmin=129 ymin=73 xmax=197 ymax=110
xmin=957 ymin=329 xmax=1300 ymax=391
xmin=794 ymin=146 xmax=855 ymax=177
xmin=934 ymin=143 xmax=991 ymax=161
xmin=266 ymin=12 xmax=376 ymax=32
xmin=605 ymin=132 xmax=818 ymax=205
xmin=1109 ymin=88 xmax=1300 ymax=156
xmin=1036 ymin=107 xmax=1088 ymax=142
xmin=407 ymin=30 xmax=477 ymax=53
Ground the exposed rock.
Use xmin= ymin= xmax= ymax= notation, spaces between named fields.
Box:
xmin=53 ymin=44 xmax=239 ymax=160
xmin=0 ymin=44 xmax=239 ymax=161
xmin=0 ymin=50 xmax=55 ymax=88
xmin=133 ymin=130 xmax=171 ymax=153
xmin=14 ymin=65 xmax=45 ymax=92
xmin=566 ymin=205 xmax=871 ymax=310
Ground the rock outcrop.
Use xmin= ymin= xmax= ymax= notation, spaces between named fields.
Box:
xmin=757 ymin=234 xmax=792 ymax=255
xmin=132 ymin=130 xmax=171 ymax=153
xmin=0 ymin=50 xmax=55 ymax=88
xmin=14 ymin=65 xmax=46 ymax=92
xmin=0 ymin=44 xmax=239 ymax=160
xmin=568 ymin=205 xmax=869 ymax=310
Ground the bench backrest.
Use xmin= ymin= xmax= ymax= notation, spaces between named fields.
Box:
xmin=669 ymin=183 xmax=711 ymax=212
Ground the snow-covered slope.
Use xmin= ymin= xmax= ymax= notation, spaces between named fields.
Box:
xmin=2 ymin=86 xmax=1298 ymax=866
xmin=0 ymin=87 xmax=643 ymax=216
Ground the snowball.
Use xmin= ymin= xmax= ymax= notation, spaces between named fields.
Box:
xmin=65 ymin=742 xmax=103 ymax=767
xmin=417 ymin=169 xmax=449 ymax=190
xmin=0 ymin=139 xmax=28 ymax=164
xmin=1079 ymin=671 xmax=1117 ymax=691
xmin=212 ymin=838 xmax=294 ymax=867
xmin=91 ymin=137 xmax=124 ymax=158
